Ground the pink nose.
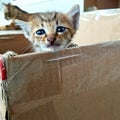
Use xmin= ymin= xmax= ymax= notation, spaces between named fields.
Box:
xmin=47 ymin=37 xmax=56 ymax=43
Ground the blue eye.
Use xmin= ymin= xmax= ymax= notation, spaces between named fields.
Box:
xmin=57 ymin=26 xmax=66 ymax=33
xmin=36 ymin=29 xmax=45 ymax=35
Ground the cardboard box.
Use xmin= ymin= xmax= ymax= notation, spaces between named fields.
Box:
xmin=0 ymin=31 xmax=30 ymax=54
xmin=0 ymin=9 xmax=120 ymax=120
xmin=73 ymin=9 xmax=120 ymax=46
xmin=84 ymin=0 xmax=120 ymax=10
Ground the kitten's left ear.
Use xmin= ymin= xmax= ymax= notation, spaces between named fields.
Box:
xmin=67 ymin=4 xmax=80 ymax=30
xmin=15 ymin=19 xmax=31 ymax=39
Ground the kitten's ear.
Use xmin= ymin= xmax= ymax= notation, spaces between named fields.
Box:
xmin=67 ymin=4 xmax=80 ymax=30
xmin=15 ymin=20 xmax=31 ymax=39
xmin=3 ymin=3 xmax=31 ymax=21
xmin=3 ymin=3 xmax=11 ymax=20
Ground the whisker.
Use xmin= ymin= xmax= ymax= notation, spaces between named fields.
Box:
xmin=21 ymin=45 xmax=34 ymax=54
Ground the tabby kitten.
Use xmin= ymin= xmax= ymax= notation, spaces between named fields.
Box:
xmin=3 ymin=4 xmax=80 ymax=57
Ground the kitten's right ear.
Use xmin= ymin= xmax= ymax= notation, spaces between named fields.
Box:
xmin=15 ymin=20 xmax=31 ymax=39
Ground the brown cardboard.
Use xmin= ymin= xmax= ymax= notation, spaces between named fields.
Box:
xmin=0 ymin=31 xmax=30 ymax=54
xmin=119 ymin=0 xmax=120 ymax=7
xmin=0 ymin=9 xmax=120 ymax=120
xmin=84 ymin=0 xmax=120 ymax=10
xmin=6 ymin=41 xmax=120 ymax=120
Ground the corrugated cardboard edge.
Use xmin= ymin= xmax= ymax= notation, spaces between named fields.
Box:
xmin=0 ymin=81 xmax=6 ymax=120
xmin=0 ymin=56 xmax=8 ymax=120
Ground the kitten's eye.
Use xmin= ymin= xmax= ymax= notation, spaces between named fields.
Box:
xmin=56 ymin=26 xmax=66 ymax=33
xmin=36 ymin=29 xmax=46 ymax=35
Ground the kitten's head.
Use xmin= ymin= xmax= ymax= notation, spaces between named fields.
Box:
xmin=4 ymin=4 xmax=80 ymax=52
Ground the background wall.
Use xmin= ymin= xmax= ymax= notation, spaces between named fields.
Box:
xmin=0 ymin=0 xmax=84 ymax=26
xmin=10 ymin=0 xmax=84 ymax=13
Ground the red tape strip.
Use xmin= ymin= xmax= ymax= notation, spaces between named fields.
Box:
xmin=0 ymin=55 xmax=7 ymax=81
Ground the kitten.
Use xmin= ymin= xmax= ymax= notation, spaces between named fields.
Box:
xmin=3 ymin=4 xmax=80 ymax=57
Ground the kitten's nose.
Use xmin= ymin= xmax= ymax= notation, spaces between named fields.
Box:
xmin=47 ymin=36 xmax=56 ymax=43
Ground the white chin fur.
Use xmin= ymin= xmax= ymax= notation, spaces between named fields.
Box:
xmin=34 ymin=41 xmax=67 ymax=52
xmin=34 ymin=46 xmax=52 ymax=53
xmin=34 ymin=45 xmax=65 ymax=53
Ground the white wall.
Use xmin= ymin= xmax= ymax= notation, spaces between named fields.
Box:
xmin=0 ymin=0 xmax=84 ymax=26
xmin=10 ymin=0 xmax=84 ymax=13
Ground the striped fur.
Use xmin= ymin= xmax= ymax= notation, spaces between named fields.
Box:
xmin=4 ymin=4 xmax=80 ymax=52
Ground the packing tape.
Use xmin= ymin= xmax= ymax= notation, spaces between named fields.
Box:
xmin=0 ymin=55 xmax=8 ymax=120
xmin=0 ymin=55 xmax=7 ymax=81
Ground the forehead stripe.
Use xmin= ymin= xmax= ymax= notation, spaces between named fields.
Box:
xmin=51 ymin=12 xmax=57 ymax=21
xmin=39 ymin=12 xmax=57 ymax=22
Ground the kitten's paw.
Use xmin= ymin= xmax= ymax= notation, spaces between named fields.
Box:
xmin=3 ymin=51 xmax=17 ymax=59
xmin=67 ymin=43 xmax=79 ymax=48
